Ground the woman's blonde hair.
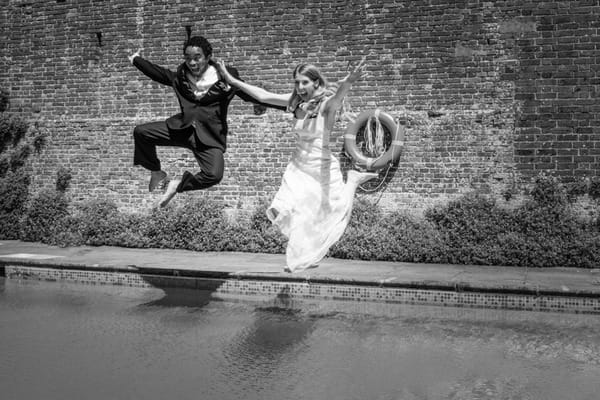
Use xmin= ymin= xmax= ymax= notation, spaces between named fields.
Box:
xmin=287 ymin=63 xmax=335 ymax=113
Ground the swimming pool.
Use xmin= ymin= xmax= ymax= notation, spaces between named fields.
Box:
xmin=1 ymin=277 xmax=599 ymax=400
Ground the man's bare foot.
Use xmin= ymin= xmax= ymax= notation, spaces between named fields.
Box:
xmin=158 ymin=179 xmax=180 ymax=207
xmin=149 ymin=170 xmax=167 ymax=192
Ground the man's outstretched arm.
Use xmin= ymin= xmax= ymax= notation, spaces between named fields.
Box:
xmin=128 ymin=49 xmax=175 ymax=86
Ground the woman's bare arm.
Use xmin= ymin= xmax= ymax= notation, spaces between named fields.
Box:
xmin=214 ymin=60 xmax=291 ymax=108
xmin=323 ymin=57 xmax=367 ymax=116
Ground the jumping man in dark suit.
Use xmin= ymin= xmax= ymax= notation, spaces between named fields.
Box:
xmin=128 ymin=35 xmax=281 ymax=207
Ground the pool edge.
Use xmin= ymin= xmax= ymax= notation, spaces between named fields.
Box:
xmin=3 ymin=262 xmax=600 ymax=314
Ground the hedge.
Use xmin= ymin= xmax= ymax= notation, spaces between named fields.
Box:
xmin=1 ymin=172 xmax=598 ymax=268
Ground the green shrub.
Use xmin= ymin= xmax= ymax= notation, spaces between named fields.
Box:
xmin=0 ymin=89 xmax=9 ymax=113
xmin=330 ymin=198 xmax=383 ymax=259
xmin=331 ymin=223 xmax=390 ymax=260
xmin=60 ymin=199 xmax=125 ymax=246
xmin=424 ymin=192 xmax=516 ymax=265
xmin=425 ymin=192 xmax=513 ymax=241
xmin=506 ymin=202 xmax=600 ymax=268
xmin=115 ymin=213 xmax=156 ymax=248
xmin=422 ymin=179 xmax=600 ymax=268
xmin=379 ymin=212 xmax=449 ymax=263
xmin=32 ymin=130 xmax=48 ymax=154
xmin=529 ymin=173 xmax=568 ymax=208
xmin=332 ymin=199 xmax=448 ymax=263
xmin=0 ymin=92 xmax=49 ymax=240
xmin=133 ymin=197 xmax=229 ymax=250
xmin=0 ymin=113 xmax=31 ymax=178
xmin=0 ymin=155 xmax=9 ymax=177
xmin=0 ymin=114 xmax=29 ymax=154
xmin=19 ymin=188 xmax=69 ymax=242
xmin=2 ymin=160 xmax=599 ymax=269
xmin=589 ymin=177 xmax=600 ymax=200
xmin=8 ymin=142 xmax=32 ymax=172
xmin=56 ymin=167 xmax=72 ymax=192
xmin=346 ymin=197 xmax=384 ymax=229
xmin=0 ymin=171 xmax=30 ymax=239
xmin=238 ymin=198 xmax=285 ymax=253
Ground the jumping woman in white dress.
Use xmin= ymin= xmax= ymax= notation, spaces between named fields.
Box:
xmin=214 ymin=58 xmax=377 ymax=272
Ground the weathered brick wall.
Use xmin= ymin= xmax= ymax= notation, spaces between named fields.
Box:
xmin=1 ymin=0 xmax=599 ymax=215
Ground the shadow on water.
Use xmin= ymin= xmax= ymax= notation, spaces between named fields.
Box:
xmin=221 ymin=287 xmax=318 ymax=388
xmin=140 ymin=287 xmax=217 ymax=308
xmin=138 ymin=276 xmax=224 ymax=309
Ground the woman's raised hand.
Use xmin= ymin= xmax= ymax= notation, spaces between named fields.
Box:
xmin=213 ymin=59 xmax=234 ymax=83
xmin=345 ymin=56 xmax=368 ymax=84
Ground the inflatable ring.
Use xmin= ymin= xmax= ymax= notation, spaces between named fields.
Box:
xmin=344 ymin=109 xmax=403 ymax=171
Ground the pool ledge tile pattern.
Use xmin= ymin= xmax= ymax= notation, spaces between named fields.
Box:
xmin=1 ymin=240 xmax=600 ymax=314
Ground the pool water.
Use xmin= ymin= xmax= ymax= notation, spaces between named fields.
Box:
xmin=1 ymin=277 xmax=599 ymax=400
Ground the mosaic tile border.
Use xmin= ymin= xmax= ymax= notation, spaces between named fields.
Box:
xmin=5 ymin=265 xmax=600 ymax=314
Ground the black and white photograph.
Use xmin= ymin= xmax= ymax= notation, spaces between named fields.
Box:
xmin=1 ymin=1 xmax=599 ymax=399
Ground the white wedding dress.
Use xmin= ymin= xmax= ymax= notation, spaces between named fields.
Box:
xmin=266 ymin=102 xmax=377 ymax=272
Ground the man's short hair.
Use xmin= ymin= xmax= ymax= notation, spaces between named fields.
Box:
xmin=183 ymin=36 xmax=213 ymax=58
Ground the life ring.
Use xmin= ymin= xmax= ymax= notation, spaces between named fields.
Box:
xmin=344 ymin=109 xmax=403 ymax=171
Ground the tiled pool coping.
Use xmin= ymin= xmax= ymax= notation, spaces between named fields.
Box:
xmin=3 ymin=263 xmax=600 ymax=314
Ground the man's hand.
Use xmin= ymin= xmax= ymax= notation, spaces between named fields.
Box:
xmin=128 ymin=49 xmax=141 ymax=65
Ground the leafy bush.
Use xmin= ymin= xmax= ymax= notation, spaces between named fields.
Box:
xmin=236 ymin=198 xmax=285 ymax=253
xmin=19 ymin=188 xmax=69 ymax=242
xmin=331 ymin=198 xmax=388 ymax=260
xmin=0 ymin=114 xmax=29 ymax=154
xmin=423 ymin=180 xmax=600 ymax=268
xmin=0 ymin=171 xmax=30 ymax=239
xmin=2 ymin=162 xmax=599 ymax=269
xmin=56 ymin=199 xmax=126 ymax=246
xmin=333 ymin=199 xmax=448 ymax=263
xmin=529 ymin=173 xmax=568 ymax=208
xmin=424 ymin=192 xmax=516 ymax=265
xmin=505 ymin=202 xmax=599 ymax=268
xmin=0 ymin=89 xmax=9 ymax=113
xmin=378 ymin=212 xmax=448 ymax=263
xmin=140 ymin=197 xmax=228 ymax=250
xmin=8 ymin=142 xmax=32 ymax=172
xmin=589 ymin=177 xmax=600 ymax=200
xmin=0 ymin=91 xmax=52 ymax=239
xmin=56 ymin=167 xmax=72 ymax=192
xmin=0 ymin=112 xmax=31 ymax=178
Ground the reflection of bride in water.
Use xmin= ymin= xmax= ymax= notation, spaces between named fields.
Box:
xmin=221 ymin=292 xmax=317 ymax=393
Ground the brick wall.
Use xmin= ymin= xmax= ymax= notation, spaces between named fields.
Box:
xmin=1 ymin=0 xmax=599 ymax=215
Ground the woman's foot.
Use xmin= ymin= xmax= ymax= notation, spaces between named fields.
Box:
xmin=149 ymin=170 xmax=167 ymax=192
xmin=347 ymin=169 xmax=379 ymax=185
xmin=283 ymin=264 xmax=319 ymax=273
xmin=158 ymin=179 xmax=180 ymax=207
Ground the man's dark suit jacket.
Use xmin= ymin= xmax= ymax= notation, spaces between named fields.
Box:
xmin=132 ymin=56 xmax=284 ymax=151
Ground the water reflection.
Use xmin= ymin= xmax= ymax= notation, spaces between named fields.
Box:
xmin=2 ymin=279 xmax=600 ymax=400
xmin=222 ymin=288 xmax=317 ymax=393
xmin=140 ymin=287 xmax=215 ymax=308
xmin=139 ymin=279 xmax=223 ymax=309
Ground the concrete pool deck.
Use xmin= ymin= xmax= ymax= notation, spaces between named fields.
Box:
xmin=2 ymin=239 xmax=599 ymax=298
